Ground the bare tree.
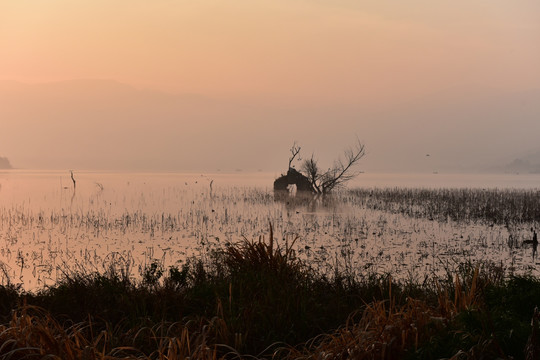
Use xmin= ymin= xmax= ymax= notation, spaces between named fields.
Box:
xmin=301 ymin=139 xmax=366 ymax=194
xmin=275 ymin=139 xmax=365 ymax=194
xmin=288 ymin=142 xmax=301 ymax=169
xmin=302 ymin=156 xmax=321 ymax=193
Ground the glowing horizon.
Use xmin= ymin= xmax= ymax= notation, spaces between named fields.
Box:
xmin=1 ymin=1 xmax=539 ymax=172
xmin=1 ymin=1 xmax=539 ymax=103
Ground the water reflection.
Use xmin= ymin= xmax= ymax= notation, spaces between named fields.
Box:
xmin=273 ymin=190 xmax=342 ymax=214
xmin=0 ymin=170 xmax=539 ymax=291
xmin=523 ymin=228 xmax=539 ymax=261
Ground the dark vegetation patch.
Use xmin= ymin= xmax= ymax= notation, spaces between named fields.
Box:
xmin=349 ymin=188 xmax=540 ymax=225
xmin=0 ymin=228 xmax=539 ymax=359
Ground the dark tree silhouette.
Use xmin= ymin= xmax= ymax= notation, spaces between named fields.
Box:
xmin=288 ymin=141 xmax=301 ymax=169
xmin=274 ymin=139 xmax=366 ymax=194
xmin=302 ymin=139 xmax=366 ymax=194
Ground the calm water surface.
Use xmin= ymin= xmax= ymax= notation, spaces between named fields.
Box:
xmin=0 ymin=170 xmax=539 ymax=290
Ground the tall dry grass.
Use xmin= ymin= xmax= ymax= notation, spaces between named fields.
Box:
xmin=0 ymin=229 xmax=539 ymax=359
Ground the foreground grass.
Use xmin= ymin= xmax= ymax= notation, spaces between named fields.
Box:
xmin=0 ymin=229 xmax=539 ymax=359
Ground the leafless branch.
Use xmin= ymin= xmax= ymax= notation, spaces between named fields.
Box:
xmin=321 ymin=140 xmax=365 ymax=193
xmin=301 ymin=139 xmax=365 ymax=194
xmin=288 ymin=142 xmax=301 ymax=169
xmin=302 ymin=155 xmax=322 ymax=194
xmin=279 ymin=138 xmax=366 ymax=195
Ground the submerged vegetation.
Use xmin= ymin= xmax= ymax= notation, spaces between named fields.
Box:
xmin=0 ymin=230 xmax=539 ymax=359
xmin=1 ymin=173 xmax=540 ymax=358
xmin=3 ymin=179 xmax=539 ymax=290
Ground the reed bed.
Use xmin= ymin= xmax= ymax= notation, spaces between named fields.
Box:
xmin=2 ymin=183 xmax=540 ymax=291
xmin=349 ymin=187 xmax=540 ymax=225
xmin=1 ymin=174 xmax=540 ymax=357
xmin=1 ymin=230 xmax=539 ymax=359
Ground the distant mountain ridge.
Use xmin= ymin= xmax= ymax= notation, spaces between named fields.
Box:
xmin=1 ymin=79 xmax=540 ymax=172
xmin=0 ymin=157 xmax=12 ymax=169
xmin=495 ymin=150 xmax=540 ymax=174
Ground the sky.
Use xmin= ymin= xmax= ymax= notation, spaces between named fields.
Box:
xmin=1 ymin=1 xmax=539 ymax=172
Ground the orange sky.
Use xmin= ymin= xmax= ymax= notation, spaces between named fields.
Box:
xmin=1 ymin=1 xmax=539 ymax=104
xmin=1 ymin=1 xmax=540 ymax=172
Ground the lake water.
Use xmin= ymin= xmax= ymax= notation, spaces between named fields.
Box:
xmin=0 ymin=170 xmax=539 ymax=290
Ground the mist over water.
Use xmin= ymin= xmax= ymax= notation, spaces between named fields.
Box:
xmin=1 ymin=170 xmax=539 ymax=291
xmin=2 ymin=3 xmax=540 ymax=356
xmin=1 ymin=80 xmax=540 ymax=174
xmin=2 ymin=170 xmax=540 ymax=209
xmin=1 ymin=0 xmax=540 ymax=293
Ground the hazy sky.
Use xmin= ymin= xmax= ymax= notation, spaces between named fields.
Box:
xmin=1 ymin=1 xmax=540 ymax=172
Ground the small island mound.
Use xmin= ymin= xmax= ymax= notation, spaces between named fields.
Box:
xmin=0 ymin=156 xmax=13 ymax=169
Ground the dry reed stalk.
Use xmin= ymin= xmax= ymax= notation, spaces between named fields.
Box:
xmin=283 ymin=297 xmax=438 ymax=360
xmin=437 ymin=266 xmax=481 ymax=318
xmin=0 ymin=305 xmax=90 ymax=359
xmin=0 ymin=304 xmax=235 ymax=360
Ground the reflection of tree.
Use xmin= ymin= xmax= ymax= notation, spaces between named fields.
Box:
xmin=273 ymin=189 xmax=337 ymax=213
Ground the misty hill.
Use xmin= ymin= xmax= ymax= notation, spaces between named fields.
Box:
xmin=495 ymin=150 xmax=540 ymax=174
xmin=0 ymin=157 xmax=12 ymax=169
xmin=1 ymin=79 xmax=539 ymax=173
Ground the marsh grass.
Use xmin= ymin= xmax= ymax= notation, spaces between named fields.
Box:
xmin=2 ymin=181 xmax=540 ymax=358
xmin=0 ymin=230 xmax=539 ymax=359
xmin=2 ymin=183 xmax=540 ymax=290
xmin=350 ymin=187 xmax=540 ymax=225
